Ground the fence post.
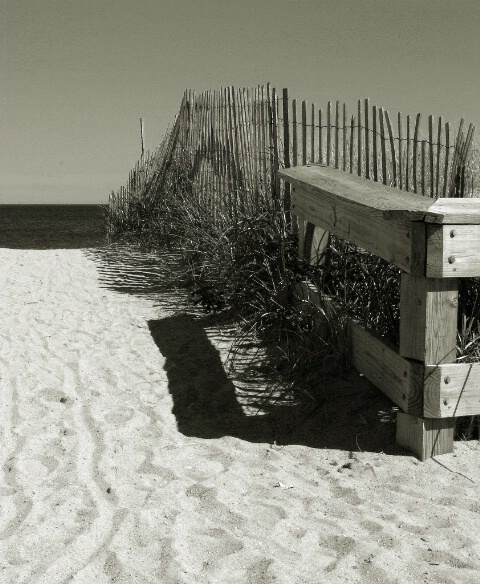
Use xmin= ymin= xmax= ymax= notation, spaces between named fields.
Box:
xmin=283 ymin=88 xmax=291 ymax=227
xmin=397 ymin=274 xmax=458 ymax=459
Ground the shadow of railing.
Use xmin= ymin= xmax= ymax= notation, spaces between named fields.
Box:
xmin=148 ymin=313 xmax=401 ymax=452
xmin=84 ymin=245 xmax=401 ymax=453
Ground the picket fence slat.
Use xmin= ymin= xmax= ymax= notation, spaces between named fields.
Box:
xmin=108 ymin=85 xmax=476 ymax=241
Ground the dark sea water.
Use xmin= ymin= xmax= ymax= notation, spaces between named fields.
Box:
xmin=0 ymin=205 xmax=107 ymax=249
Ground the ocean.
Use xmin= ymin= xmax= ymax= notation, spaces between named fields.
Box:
xmin=0 ymin=204 xmax=107 ymax=249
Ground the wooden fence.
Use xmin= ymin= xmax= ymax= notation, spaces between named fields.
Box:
xmin=107 ymin=85 xmax=477 ymax=237
xmin=280 ymin=163 xmax=480 ymax=460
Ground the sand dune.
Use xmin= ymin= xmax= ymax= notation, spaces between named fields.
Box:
xmin=1 ymin=247 xmax=479 ymax=584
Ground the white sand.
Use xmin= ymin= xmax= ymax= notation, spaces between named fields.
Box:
xmin=1 ymin=247 xmax=480 ymax=584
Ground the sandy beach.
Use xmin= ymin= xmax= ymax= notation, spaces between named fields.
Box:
xmin=1 ymin=246 xmax=480 ymax=584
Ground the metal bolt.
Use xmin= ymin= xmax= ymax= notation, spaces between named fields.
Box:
xmin=443 ymin=399 xmax=449 ymax=406
xmin=450 ymin=230 xmax=457 ymax=238
xmin=444 ymin=376 xmax=451 ymax=384
xmin=448 ymin=256 xmax=456 ymax=264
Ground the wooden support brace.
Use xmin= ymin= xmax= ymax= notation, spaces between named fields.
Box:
xmin=304 ymin=223 xmax=329 ymax=265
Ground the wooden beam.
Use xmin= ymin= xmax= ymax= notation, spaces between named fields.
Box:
xmin=424 ymin=362 xmax=480 ymax=417
xmin=396 ymin=413 xmax=455 ymax=461
xmin=292 ymin=187 xmax=425 ymax=274
xmin=295 ymin=281 xmax=423 ymax=417
xmin=280 ymin=164 xmax=433 ymax=219
xmin=350 ymin=321 xmax=423 ymax=416
xmin=399 ymin=275 xmax=458 ymax=363
xmin=426 ymin=223 xmax=480 ymax=277
xmin=278 ymin=165 xmax=480 ymax=224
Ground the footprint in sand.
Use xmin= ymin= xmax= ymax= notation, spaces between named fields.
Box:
xmin=184 ymin=460 xmax=225 ymax=481
xmin=39 ymin=455 xmax=60 ymax=474
xmin=103 ymin=407 xmax=135 ymax=425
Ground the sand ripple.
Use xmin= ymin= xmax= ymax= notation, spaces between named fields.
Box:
xmin=1 ymin=248 xmax=480 ymax=583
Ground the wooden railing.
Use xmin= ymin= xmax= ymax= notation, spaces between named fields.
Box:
xmin=279 ymin=164 xmax=480 ymax=460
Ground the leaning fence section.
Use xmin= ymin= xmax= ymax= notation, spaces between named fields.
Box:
xmin=107 ymin=85 xmax=477 ymax=240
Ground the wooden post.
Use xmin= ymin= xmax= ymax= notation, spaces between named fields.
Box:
xmin=397 ymin=273 xmax=458 ymax=459
xmin=311 ymin=103 xmax=316 ymax=163
xmin=335 ymin=101 xmax=339 ymax=169
xmin=327 ymin=101 xmax=331 ymax=166
xmin=318 ymin=108 xmax=323 ymax=164
xmin=398 ymin=112 xmax=403 ymax=190
xmin=283 ymin=88 xmax=291 ymax=225
xmin=413 ymin=113 xmax=421 ymax=193
xmin=385 ymin=110 xmax=397 ymax=188
xmin=302 ymin=101 xmax=307 ymax=165
xmin=357 ymin=100 xmax=362 ymax=176
xmin=140 ymin=118 xmax=145 ymax=159
xmin=396 ymin=415 xmax=455 ymax=461
xmin=364 ymin=98 xmax=370 ymax=179
xmin=372 ymin=105 xmax=378 ymax=182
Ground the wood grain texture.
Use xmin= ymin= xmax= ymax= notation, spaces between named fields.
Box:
xmin=290 ymin=187 xmax=424 ymax=274
xmin=424 ymin=198 xmax=480 ymax=224
xmin=426 ymin=224 xmax=480 ymax=277
xmin=396 ymin=413 xmax=455 ymax=461
xmin=400 ymin=275 xmax=458 ymax=364
xmin=350 ymin=322 xmax=423 ymax=416
xmin=424 ymin=362 xmax=480 ymax=417
xmin=278 ymin=164 xmax=480 ymax=224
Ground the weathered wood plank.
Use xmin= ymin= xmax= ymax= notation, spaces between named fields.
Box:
xmin=291 ymin=186 xmax=425 ymax=274
xmin=424 ymin=362 xmax=480 ymax=417
xmin=396 ymin=413 xmax=455 ymax=460
xmin=400 ymin=275 xmax=458 ymax=363
xmin=278 ymin=164 xmax=480 ymax=224
xmin=350 ymin=321 xmax=424 ymax=416
xmin=423 ymin=198 xmax=480 ymax=224
xmin=426 ymin=223 xmax=480 ymax=277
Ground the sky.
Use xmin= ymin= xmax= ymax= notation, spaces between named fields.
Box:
xmin=1 ymin=0 xmax=479 ymax=204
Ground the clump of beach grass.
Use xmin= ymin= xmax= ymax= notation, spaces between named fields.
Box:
xmin=107 ymin=130 xmax=480 ymax=441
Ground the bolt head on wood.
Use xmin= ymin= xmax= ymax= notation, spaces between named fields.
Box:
xmin=450 ymin=230 xmax=456 ymax=237
xmin=444 ymin=376 xmax=451 ymax=384
xmin=448 ymin=256 xmax=456 ymax=264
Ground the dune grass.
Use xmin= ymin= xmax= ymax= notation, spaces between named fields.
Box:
xmin=107 ymin=134 xmax=480 ymax=441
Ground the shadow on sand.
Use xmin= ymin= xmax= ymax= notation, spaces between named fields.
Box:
xmin=86 ymin=245 xmax=403 ymax=455
xmin=148 ymin=313 xmax=402 ymax=454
